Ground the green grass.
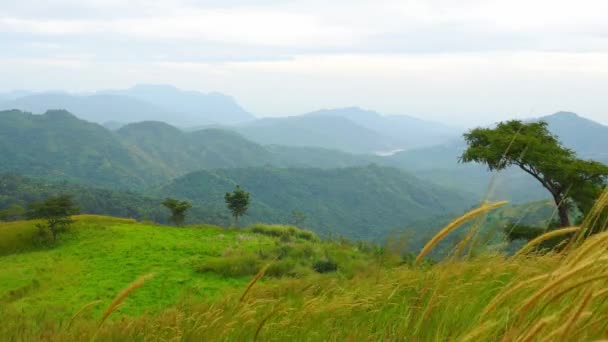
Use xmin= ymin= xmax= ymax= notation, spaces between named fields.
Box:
xmin=0 ymin=215 xmax=370 ymax=323
xmin=0 ymin=215 xmax=281 ymax=319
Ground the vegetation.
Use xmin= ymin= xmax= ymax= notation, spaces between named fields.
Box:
xmin=0 ymin=216 xmax=373 ymax=320
xmin=0 ymin=174 xmax=229 ymax=226
xmin=27 ymin=195 xmax=79 ymax=241
xmin=0 ymin=204 xmax=25 ymax=221
xmin=0 ymin=189 xmax=607 ymax=340
xmin=161 ymin=198 xmax=192 ymax=226
xmin=160 ymin=165 xmax=475 ymax=241
xmin=290 ymin=210 xmax=306 ymax=227
xmin=2 ymin=105 xmax=608 ymax=340
xmin=462 ymin=120 xmax=608 ymax=227
xmin=0 ymin=110 xmax=167 ymax=189
xmin=224 ymin=185 xmax=250 ymax=227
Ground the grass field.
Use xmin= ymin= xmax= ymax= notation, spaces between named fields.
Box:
xmin=0 ymin=216 xmax=292 ymax=320
xmin=1 ymin=191 xmax=608 ymax=341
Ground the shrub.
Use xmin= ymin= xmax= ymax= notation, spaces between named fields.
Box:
xmin=249 ymin=224 xmax=319 ymax=242
xmin=196 ymin=254 xmax=261 ymax=278
xmin=313 ymin=259 xmax=338 ymax=273
xmin=265 ymin=259 xmax=297 ymax=278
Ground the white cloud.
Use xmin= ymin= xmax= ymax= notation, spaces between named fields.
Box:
xmin=1 ymin=0 xmax=608 ymax=124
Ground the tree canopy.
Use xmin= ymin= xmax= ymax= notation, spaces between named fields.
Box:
xmin=162 ymin=198 xmax=192 ymax=226
xmin=461 ymin=120 xmax=608 ymax=227
xmin=224 ymin=185 xmax=250 ymax=227
xmin=27 ymin=195 xmax=79 ymax=241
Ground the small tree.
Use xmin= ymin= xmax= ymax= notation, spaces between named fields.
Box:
xmin=27 ymin=195 xmax=79 ymax=241
xmin=291 ymin=210 xmax=306 ymax=227
xmin=225 ymin=185 xmax=250 ymax=227
xmin=162 ymin=198 xmax=192 ymax=226
xmin=461 ymin=120 xmax=608 ymax=227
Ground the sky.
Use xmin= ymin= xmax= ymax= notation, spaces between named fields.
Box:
xmin=1 ymin=0 xmax=607 ymax=126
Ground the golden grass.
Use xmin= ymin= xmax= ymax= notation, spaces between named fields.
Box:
xmin=99 ymin=273 xmax=155 ymax=327
xmin=240 ymin=264 xmax=270 ymax=303
xmin=515 ymin=226 xmax=579 ymax=257
xmin=415 ymin=201 xmax=508 ymax=264
xmin=67 ymin=300 xmax=102 ymax=328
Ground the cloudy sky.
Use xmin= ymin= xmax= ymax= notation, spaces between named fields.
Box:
xmin=1 ymin=0 xmax=607 ymax=125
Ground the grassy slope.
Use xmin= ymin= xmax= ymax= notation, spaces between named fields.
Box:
xmin=0 ymin=216 xmax=277 ymax=319
xmin=2 ymin=194 xmax=608 ymax=341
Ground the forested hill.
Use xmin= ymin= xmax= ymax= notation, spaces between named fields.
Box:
xmin=0 ymin=110 xmax=380 ymax=189
xmin=541 ymin=111 xmax=608 ymax=162
xmin=157 ymin=165 xmax=475 ymax=240
xmin=116 ymin=121 xmax=277 ymax=175
xmin=0 ymin=109 xmax=167 ymax=189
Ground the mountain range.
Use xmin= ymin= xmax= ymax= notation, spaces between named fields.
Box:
xmin=229 ymin=107 xmax=458 ymax=154
xmin=0 ymin=86 xmax=459 ymax=153
xmin=0 ymin=85 xmax=253 ymax=127
xmin=0 ymin=109 xmax=477 ymax=240
xmin=0 ymin=85 xmax=606 ymax=240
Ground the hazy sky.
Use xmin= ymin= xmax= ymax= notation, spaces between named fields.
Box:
xmin=1 ymin=0 xmax=607 ymax=126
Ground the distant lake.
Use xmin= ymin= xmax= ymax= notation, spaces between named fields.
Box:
xmin=375 ymin=149 xmax=405 ymax=157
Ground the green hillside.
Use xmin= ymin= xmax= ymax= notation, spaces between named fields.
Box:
xmin=3 ymin=208 xmax=608 ymax=341
xmin=0 ymin=110 xmax=390 ymax=189
xmin=0 ymin=216 xmax=370 ymax=320
xmin=117 ymin=121 xmax=276 ymax=175
xmin=0 ymin=110 xmax=167 ymax=189
xmin=158 ymin=165 xmax=475 ymax=240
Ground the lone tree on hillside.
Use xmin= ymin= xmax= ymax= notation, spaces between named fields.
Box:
xmin=460 ymin=120 xmax=608 ymax=228
xmin=162 ymin=198 xmax=192 ymax=226
xmin=291 ymin=210 xmax=307 ymax=228
xmin=27 ymin=195 xmax=79 ymax=241
xmin=225 ymin=185 xmax=250 ymax=227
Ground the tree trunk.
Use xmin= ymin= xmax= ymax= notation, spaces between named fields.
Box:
xmin=553 ymin=193 xmax=572 ymax=227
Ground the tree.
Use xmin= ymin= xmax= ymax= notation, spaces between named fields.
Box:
xmin=461 ymin=120 xmax=608 ymax=227
xmin=291 ymin=210 xmax=306 ymax=227
xmin=27 ymin=195 xmax=79 ymax=241
xmin=162 ymin=198 xmax=192 ymax=226
xmin=225 ymin=185 xmax=250 ymax=227
xmin=0 ymin=204 xmax=25 ymax=222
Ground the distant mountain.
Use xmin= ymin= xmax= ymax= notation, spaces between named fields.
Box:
xmin=306 ymin=107 xmax=458 ymax=150
xmin=227 ymin=107 xmax=458 ymax=154
xmin=0 ymin=110 xmax=394 ymax=189
xmin=232 ymin=115 xmax=399 ymax=154
xmin=117 ymin=121 xmax=276 ymax=175
xmin=541 ymin=112 xmax=608 ymax=163
xmin=0 ymin=110 xmax=277 ymax=188
xmin=0 ymin=93 xmax=176 ymax=125
xmin=0 ymin=85 xmax=254 ymax=126
xmin=0 ymin=109 xmax=167 ymax=189
xmin=0 ymin=90 xmax=33 ymax=102
xmin=158 ymin=165 xmax=476 ymax=240
xmin=102 ymin=84 xmax=254 ymax=125
xmin=384 ymin=112 xmax=608 ymax=203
